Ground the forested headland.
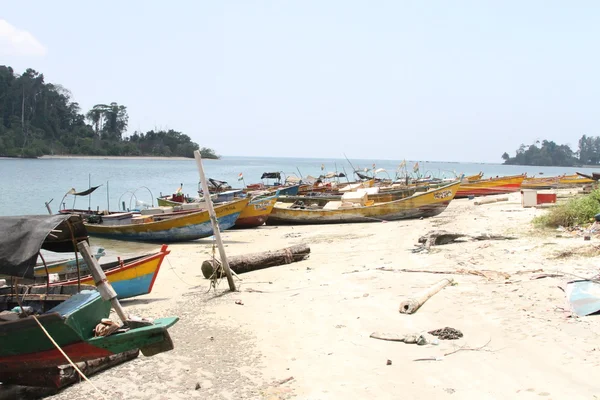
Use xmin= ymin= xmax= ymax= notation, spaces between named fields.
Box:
xmin=0 ymin=66 xmax=218 ymax=159
xmin=502 ymin=136 xmax=600 ymax=167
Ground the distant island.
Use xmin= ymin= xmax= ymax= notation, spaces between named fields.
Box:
xmin=0 ymin=66 xmax=218 ymax=159
xmin=502 ymin=136 xmax=600 ymax=167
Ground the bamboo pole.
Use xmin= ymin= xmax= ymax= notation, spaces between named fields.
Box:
xmin=194 ymin=150 xmax=236 ymax=291
xmin=399 ymin=278 xmax=454 ymax=314
xmin=77 ymin=241 xmax=129 ymax=323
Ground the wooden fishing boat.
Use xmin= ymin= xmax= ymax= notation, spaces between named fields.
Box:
xmin=522 ymin=176 xmax=560 ymax=189
xmin=49 ymin=245 xmax=169 ymax=299
xmin=34 ymin=248 xmax=106 ymax=278
xmin=277 ymin=187 xmax=417 ymax=205
xmin=465 ymin=172 xmax=484 ymax=182
xmin=266 ymin=181 xmax=460 ymax=225
xmin=84 ymin=198 xmax=249 ymax=242
xmin=0 ymin=214 xmax=178 ymax=387
xmin=559 ymin=174 xmax=594 ymax=186
xmin=455 ymin=174 xmax=525 ymax=198
xmin=0 ymin=290 xmax=178 ymax=386
xmin=234 ymin=193 xmax=279 ymax=228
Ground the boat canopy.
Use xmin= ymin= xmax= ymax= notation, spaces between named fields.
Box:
xmin=322 ymin=172 xmax=346 ymax=179
xmin=0 ymin=215 xmax=88 ymax=279
xmin=261 ymin=172 xmax=281 ymax=180
xmin=67 ymin=185 xmax=102 ymax=197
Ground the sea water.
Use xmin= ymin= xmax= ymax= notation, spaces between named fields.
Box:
xmin=0 ymin=156 xmax=589 ymax=217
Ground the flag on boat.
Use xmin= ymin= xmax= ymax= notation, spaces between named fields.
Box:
xmin=321 ymin=164 xmax=325 ymax=171
xmin=176 ymin=184 xmax=183 ymax=193
xmin=399 ymin=160 xmax=406 ymax=169
xmin=372 ymin=163 xmax=376 ymax=170
xmin=238 ymin=173 xmax=244 ymax=181
xmin=413 ymin=162 xmax=419 ymax=172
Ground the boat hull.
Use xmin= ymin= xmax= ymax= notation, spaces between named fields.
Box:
xmin=85 ymin=198 xmax=249 ymax=242
xmin=234 ymin=195 xmax=278 ymax=228
xmin=56 ymin=245 xmax=169 ymax=299
xmin=266 ymin=182 xmax=459 ymax=225
xmin=455 ymin=175 xmax=525 ymax=198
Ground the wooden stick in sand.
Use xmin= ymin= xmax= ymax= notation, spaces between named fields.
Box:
xmin=77 ymin=241 xmax=128 ymax=323
xmin=399 ymin=278 xmax=454 ymax=314
xmin=474 ymin=197 xmax=508 ymax=206
xmin=194 ymin=150 xmax=236 ymax=292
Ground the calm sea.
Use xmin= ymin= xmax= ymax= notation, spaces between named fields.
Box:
xmin=0 ymin=156 xmax=591 ymax=217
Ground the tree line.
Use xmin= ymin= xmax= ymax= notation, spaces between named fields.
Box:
xmin=0 ymin=66 xmax=218 ymax=159
xmin=502 ymin=135 xmax=600 ymax=167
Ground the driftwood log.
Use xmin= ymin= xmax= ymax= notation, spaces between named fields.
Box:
xmin=474 ymin=196 xmax=508 ymax=206
xmin=201 ymin=244 xmax=310 ymax=279
xmin=399 ymin=278 xmax=454 ymax=314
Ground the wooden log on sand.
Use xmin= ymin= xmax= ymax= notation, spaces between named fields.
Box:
xmin=399 ymin=278 xmax=454 ymax=314
xmin=474 ymin=197 xmax=508 ymax=206
xmin=201 ymin=244 xmax=311 ymax=279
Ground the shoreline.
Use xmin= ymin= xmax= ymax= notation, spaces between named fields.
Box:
xmin=38 ymin=155 xmax=197 ymax=161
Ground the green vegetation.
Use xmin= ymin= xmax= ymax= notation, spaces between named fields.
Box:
xmin=0 ymin=66 xmax=218 ymax=159
xmin=501 ymin=140 xmax=577 ymax=166
xmin=534 ymin=189 xmax=600 ymax=228
xmin=503 ymin=135 xmax=600 ymax=167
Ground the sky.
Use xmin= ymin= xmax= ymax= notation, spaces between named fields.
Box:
xmin=1 ymin=1 xmax=599 ymax=162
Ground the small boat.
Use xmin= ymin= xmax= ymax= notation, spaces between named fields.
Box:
xmin=455 ymin=174 xmax=526 ymax=198
xmin=278 ymin=187 xmax=417 ymax=205
xmin=465 ymin=172 xmax=484 ymax=182
xmin=48 ymin=245 xmax=170 ymax=299
xmin=559 ymin=174 xmax=594 ymax=186
xmin=83 ymin=198 xmax=250 ymax=242
xmin=522 ymin=176 xmax=560 ymax=189
xmin=234 ymin=193 xmax=279 ymax=228
xmin=34 ymin=247 xmax=106 ymax=278
xmin=0 ymin=214 xmax=178 ymax=387
xmin=266 ymin=181 xmax=460 ymax=225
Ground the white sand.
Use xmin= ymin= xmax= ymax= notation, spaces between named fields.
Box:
xmin=47 ymin=190 xmax=600 ymax=399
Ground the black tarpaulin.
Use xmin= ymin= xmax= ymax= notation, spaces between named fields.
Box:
xmin=0 ymin=215 xmax=88 ymax=279
xmin=72 ymin=185 xmax=102 ymax=196
xmin=261 ymin=172 xmax=281 ymax=180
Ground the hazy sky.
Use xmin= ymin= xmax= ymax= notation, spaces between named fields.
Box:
xmin=2 ymin=1 xmax=599 ymax=162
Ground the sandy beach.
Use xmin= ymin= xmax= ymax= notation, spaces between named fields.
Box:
xmin=17 ymin=190 xmax=600 ymax=399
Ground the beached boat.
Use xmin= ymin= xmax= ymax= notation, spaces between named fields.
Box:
xmin=34 ymin=248 xmax=106 ymax=278
xmin=234 ymin=193 xmax=279 ymax=228
xmin=522 ymin=176 xmax=560 ymax=189
xmin=84 ymin=198 xmax=249 ymax=242
xmin=266 ymin=181 xmax=460 ymax=225
xmin=455 ymin=174 xmax=526 ymax=198
xmin=48 ymin=245 xmax=169 ymax=299
xmin=559 ymin=174 xmax=594 ymax=186
xmin=277 ymin=187 xmax=417 ymax=205
xmin=0 ymin=214 xmax=178 ymax=387
xmin=465 ymin=172 xmax=484 ymax=182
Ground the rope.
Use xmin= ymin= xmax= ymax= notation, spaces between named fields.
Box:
xmin=165 ymin=256 xmax=195 ymax=287
xmin=31 ymin=314 xmax=109 ymax=400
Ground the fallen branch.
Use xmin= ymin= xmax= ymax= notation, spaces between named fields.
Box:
xmin=415 ymin=230 xmax=516 ymax=252
xmin=529 ymin=273 xmax=564 ymax=280
xmin=413 ymin=338 xmax=493 ymax=361
xmin=399 ymin=278 xmax=454 ymax=314
xmin=377 ymin=267 xmax=510 ymax=280
xmin=444 ymin=338 xmax=492 ymax=356
xmin=275 ymin=376 xmax=294 ymax=386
